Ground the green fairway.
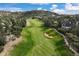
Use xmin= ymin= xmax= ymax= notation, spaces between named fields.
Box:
xmin=10 ymin=19 xmax=73 ymax=56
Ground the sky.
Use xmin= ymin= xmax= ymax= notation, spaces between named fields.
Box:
xmin=0 ymin=3 xmax=79 ymax=14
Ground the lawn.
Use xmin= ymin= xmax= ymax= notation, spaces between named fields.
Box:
xmin=10 ymin=19 xmax=74 ymax=56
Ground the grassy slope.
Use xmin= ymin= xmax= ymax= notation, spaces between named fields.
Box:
xmin=10 ymin=19 xmax=73 ymax=56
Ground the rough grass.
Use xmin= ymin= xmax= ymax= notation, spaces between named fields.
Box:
xmin=10 ymin=19 xmax=74 ymax=56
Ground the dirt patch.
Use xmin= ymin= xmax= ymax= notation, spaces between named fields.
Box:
xmin=0 ymin=36 xmax=22 ymax=56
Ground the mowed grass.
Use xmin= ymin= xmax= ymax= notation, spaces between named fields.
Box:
xmin=10 ymin=19 xmax=74 ymax=56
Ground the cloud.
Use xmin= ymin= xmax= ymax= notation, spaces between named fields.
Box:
xmin=43 ymin=9 xmax=47 ymax=11
xmin=37 ymin=7 xmax=42 ymax=10
xmin=30 ymin=3 xmax=49 ymax=5
xmin=50 ymin=4 xmax=58 ymax=10
xmin=51 ymin=3 xmax=79 ymax=15
xmin=52 ymin=4 xmax=58 ymax=8
xmin=65 ymin=3 xmax=79 ymax=10
xmin=0 ymin=7 xmax=24 ymax=12
xmin=37 ymin=7 xmax=47 ymax=11
xmin=52 ymin=9 xmax=65 ymax=14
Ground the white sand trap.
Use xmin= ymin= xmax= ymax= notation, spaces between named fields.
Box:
xmin=44 ymin=33 xmax=53 ymax=39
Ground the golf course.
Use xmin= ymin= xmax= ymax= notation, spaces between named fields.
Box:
xmin=9 ymin=18 xmax=73 ymax=56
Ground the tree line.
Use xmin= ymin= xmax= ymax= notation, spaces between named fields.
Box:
xmin=0 ymin=12 xmax=26 ymax=52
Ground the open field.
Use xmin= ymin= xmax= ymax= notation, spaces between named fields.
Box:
xmin=10 ymin=19 xmax=73 ymax=56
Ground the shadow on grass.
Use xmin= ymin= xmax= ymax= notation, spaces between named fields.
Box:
xmin=39 ymin=26 xmax=49 ymax=31
xmin=53 ymin=39 xmax=74 ymax=56
xmin=40 ymin=26 xmax=74 ymax=56
xmin=10 ymin=30 xmax=34 ymax=56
